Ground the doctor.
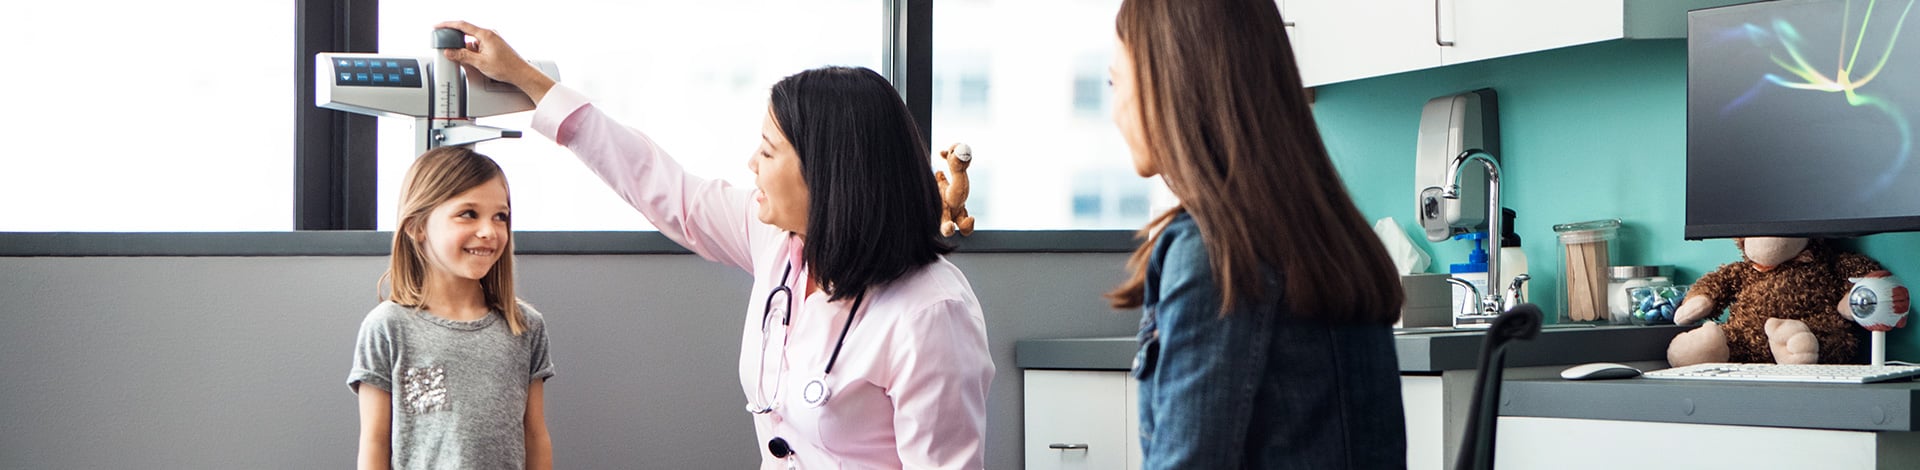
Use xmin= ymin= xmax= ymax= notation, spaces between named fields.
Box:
xmin=435 ymin=21 xmax=994 ymax=469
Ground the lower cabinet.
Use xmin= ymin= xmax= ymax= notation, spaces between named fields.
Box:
xmin=1025 ymin=369 xmax=1451 ymax=470
xmin=1023 ymin=370 xmax=1140 ymax=470
xmin=1496 ymin=417 xmax=1920 ymax=469
xmin=1403 ymin=375 xmax=1448 ymax=470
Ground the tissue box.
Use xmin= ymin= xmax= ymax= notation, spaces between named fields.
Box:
xmin=1399 ymin=273 xmax=1453 ymax=328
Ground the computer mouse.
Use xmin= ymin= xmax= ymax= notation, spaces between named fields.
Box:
xmin=1560 ymin=362 xmax=1642 ymax=380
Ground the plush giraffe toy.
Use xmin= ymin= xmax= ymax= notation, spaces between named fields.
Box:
xmin=934 ymin=143 xmax=975 ymax=237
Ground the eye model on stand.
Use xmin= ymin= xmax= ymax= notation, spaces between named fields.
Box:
xmin=1841 ymin=270 xmax=1911 ymax=366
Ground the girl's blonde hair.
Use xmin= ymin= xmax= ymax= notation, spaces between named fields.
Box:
xmin=379 ymin=146 xmax=526 ymax=335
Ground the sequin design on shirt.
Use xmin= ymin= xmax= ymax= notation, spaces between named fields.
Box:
xmin=402 ymin=365 xmax=449 ymax=415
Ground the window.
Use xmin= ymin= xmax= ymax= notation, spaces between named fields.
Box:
xmin=376 ymin=1 xmax=885 ymax=231
xmin=1072 ymin=169 xmax=1152 ymax=226
xmin=1071 ymin=54 xmax=1111 ymax=118
xmin=930 ymin=0 xmax=1170 ymax=230
xmin=933 ymin=53 xmax=992 ymax=119
xmin=1070 ymin=76 xmax=1107 ymax=117
xmin=0 ymin=1 xmax=1155 ymax=238
xmin=0 ymin=1 xmax=294 ymax=231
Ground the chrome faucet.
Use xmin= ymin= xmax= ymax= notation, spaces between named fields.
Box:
xmin=1505 ymin=273 xmax=1532 ymax=310
xmin=1444 ymin=273 xmax=1529 ymax=321
xmin=1429 ymin=148 xmax=1514 ymax=322
xmin=1445 ymin=276 xmax=1482 ymax=316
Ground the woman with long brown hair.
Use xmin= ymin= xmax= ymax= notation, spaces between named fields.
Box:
xmin=1106 ymin=0 xmax=1407 ymax=468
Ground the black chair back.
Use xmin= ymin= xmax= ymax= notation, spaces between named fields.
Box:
xmin=1453 ymin=303 xmax=1543 ymax=470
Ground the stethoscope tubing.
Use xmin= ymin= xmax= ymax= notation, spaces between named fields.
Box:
xmin=762 ymin=260 xmax=865 ymax=376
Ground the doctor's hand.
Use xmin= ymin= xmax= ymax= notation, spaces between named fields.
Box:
xmin=435 ymin=20 xmax=555 ymax=104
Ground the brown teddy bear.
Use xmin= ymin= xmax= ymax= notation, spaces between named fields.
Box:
xmin=934 ymin=143 xmax=975 ymax=237
xmin=1668 ymin=237 xmax=1884 ymax=366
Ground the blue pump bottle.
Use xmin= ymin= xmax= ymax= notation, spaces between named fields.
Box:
xmin=1449 ymin=232 xmax=1490 ymax=320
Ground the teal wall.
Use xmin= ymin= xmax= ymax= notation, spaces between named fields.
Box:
xmin=1312 ymin=39 xmax=1920 ymax=361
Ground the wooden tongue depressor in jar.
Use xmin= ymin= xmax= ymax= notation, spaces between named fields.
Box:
xmin=1555 ymin=219 xmax=1620 ymax=322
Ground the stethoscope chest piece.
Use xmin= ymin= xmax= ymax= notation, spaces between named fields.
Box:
xmin=801 ymin=377 xmax=832 ymax=408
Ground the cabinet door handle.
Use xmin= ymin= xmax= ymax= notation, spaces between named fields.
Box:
xmin=1048 ymin=443 xmax=1090 ymax=450
xmin=1434 ymin=0 xmax=1456 ymax=46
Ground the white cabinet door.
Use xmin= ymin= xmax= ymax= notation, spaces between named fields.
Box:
xmin=1441 ymin=0 xmax=1625 ymax=65
xmin=1287 ymin=0 xmax=1443 ymax=87
xmin=1031 ymin=370 xmax=1448 ymax=470
xmin=1495 ymin=418 xmax=1908 ymax=469
xmin=1402 ymin=375 xmax=1447 ymax=470
xmin=1278 ymin=0 xmax=1301 ymax=67
xmin=1286 ymin=0 xmax=1690 ymax=87
xmin=1124 ymin=377 xmax=1142 ymax=468
xmin=1025 ymin=370 xmax=1130 ymax=470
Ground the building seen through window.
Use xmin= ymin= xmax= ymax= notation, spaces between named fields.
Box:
xmin=932 ymin=0 xmax=1172 ymax=231
xmin=1073 ymin=169 xmax=1153 ymax=226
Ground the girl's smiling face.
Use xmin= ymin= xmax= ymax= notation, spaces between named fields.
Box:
xmin=414 ymin=175 xmax=511 ymax=281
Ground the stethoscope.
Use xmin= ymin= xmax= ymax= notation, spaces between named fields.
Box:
xmin=751 ymin=261 xmax=866 ymax=410
xmin=749 ymin=260 xmax=867 ymax=465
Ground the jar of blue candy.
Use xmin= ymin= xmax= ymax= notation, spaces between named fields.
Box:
xmin=1627 ymin=284 xmax=1690 ymax=325
xmin=1606 ymin=265 xmax=1672 ymax=325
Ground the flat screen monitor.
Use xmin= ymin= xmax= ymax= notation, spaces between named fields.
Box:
xmin=1687 ymin=0 xmax=1920 ymax=239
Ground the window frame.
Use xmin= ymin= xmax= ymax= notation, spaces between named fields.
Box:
xmin=295 ymin=0 xmax=379 ymax=231
xmin=0 ymin=0 xmax=1134 ymax=256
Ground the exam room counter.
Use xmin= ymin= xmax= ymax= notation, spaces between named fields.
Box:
xmin=1015 ymin=324 xmax=1688 ymax=470
xmin=1494 ymin=375 xmax=1920 ymax=469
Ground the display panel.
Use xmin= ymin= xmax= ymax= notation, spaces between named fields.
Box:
xmin=330 ymin=57 xmax=421 ymax=88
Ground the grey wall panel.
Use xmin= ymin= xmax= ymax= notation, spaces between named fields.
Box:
xmin=0 ymin=251 xmax=1135 ymax=469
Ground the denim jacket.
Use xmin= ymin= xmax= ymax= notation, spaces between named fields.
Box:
xmin=1133 ymin=214 xmax=1407 ymax=469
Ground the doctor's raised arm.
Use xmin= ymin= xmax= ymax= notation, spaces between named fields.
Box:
xmin=437 ymin=20 xmax=760 ymax=269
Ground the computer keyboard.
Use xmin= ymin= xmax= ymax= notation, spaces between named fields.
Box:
xmin=1642 ymin=363 xmax=1920 ymax=384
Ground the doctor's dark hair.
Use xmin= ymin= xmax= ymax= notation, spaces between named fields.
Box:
xmin=770 ymin=66 xmax=952 ymax=301
xmin=1106 ymin=0 xmax=1403 ymax=324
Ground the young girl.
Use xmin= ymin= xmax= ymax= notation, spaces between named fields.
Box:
xmin=348 ymin=146 xmax=555 ymax=470
xmin=1107 ymin=0 xmax=1407 ymax=468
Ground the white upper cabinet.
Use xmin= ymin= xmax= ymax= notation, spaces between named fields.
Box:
xmin=1282 ymin=0 xmax=1744 ymax=87
xmin=1440 ymin=0 xmax=1623 ymax=65
xmin=1285 ymin=0 xmax=1442 ymax=87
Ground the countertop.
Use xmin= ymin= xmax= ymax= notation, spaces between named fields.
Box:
xmin=1014 ymin=324 xmax=1690 ymax=373
xmin=1500 ymin=376 xmax=1920 ymax=432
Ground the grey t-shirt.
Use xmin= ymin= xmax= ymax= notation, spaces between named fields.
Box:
xmin=348 ymin=301 xmax=555 ymax=470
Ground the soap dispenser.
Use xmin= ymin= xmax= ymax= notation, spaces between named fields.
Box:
xmin=1499 ymin=208 xmax=1530 ymax=307
xmin=1449 ymin=232 xmax=1491 ymax=320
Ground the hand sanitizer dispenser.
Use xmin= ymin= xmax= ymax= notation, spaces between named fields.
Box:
xmin=1414 ymin=88 xmax=1499 ymax=242
xmin=1416 ymin=88 xmax=1522 ymax=322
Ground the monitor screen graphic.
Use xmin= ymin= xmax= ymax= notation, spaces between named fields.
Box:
xmin=1687 ymin=0 xmax=1920 ymax=238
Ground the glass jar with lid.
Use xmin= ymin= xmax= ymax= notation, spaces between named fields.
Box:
xmin=1554 ymin=219 xmax=1621 ymax=324
xmin=1608 ymin=265 xmax=1672 ymax=325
